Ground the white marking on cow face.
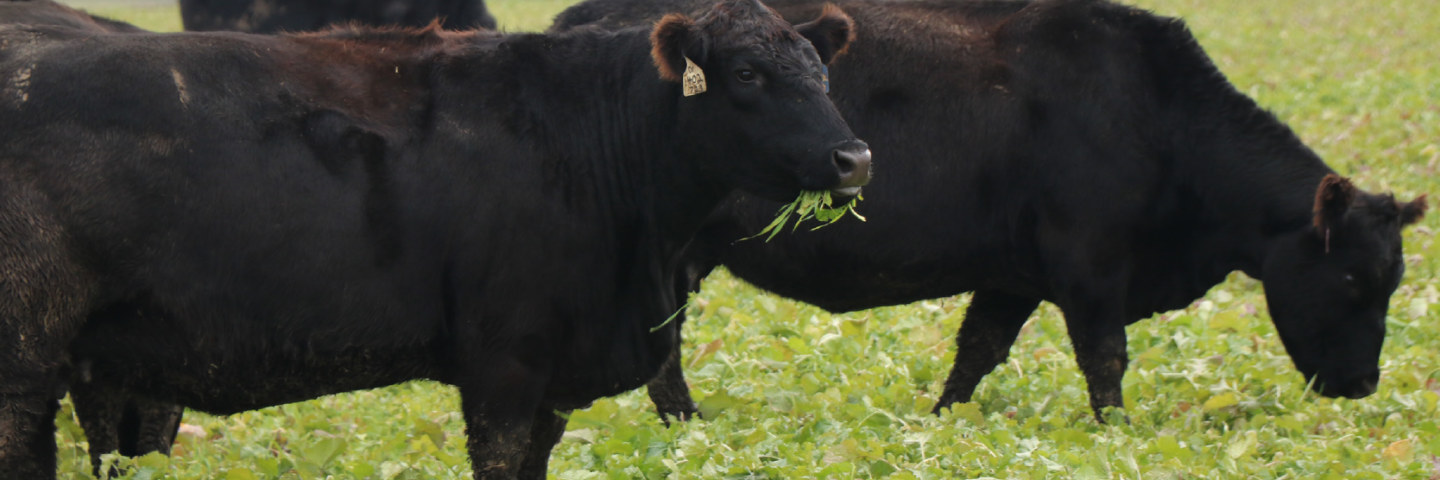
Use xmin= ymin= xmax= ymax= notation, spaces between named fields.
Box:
xmin=171 ymin=68 xmax=190 ymax=107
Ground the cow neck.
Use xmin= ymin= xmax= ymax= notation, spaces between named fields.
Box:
xmin=418 ymin=30 xmax=735 ymax=398
xmin=496 ymin=29 xmax=730 ymax=249
xmin=1167 ymin=56 xmax=1334 ymax=281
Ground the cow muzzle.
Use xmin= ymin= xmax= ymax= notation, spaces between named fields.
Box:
xmin=830 ymin=147 xmax=871 ymax=197
xmin=1317 ymin=369 xmax=1380 ymax=399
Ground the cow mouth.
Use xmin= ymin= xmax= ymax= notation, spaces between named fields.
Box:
xmin=1319 ymin=371 xmax=1380 ymax=399
xmin=830 ymin=186 xmax=862 ymax=198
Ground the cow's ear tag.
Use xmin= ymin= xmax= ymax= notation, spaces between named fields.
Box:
xmin=682 ymin=57 xmax=706 ymax=96
xmin=822 ymin=65 xmax=830 ymax=93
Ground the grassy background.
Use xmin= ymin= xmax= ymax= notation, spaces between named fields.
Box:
xmin=49 ymin=0 xmax=1440 ymax=478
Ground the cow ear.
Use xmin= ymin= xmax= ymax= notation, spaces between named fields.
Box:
xmin=1400 ymin=194 xmax=1428 ymax=227
xmin=1313 ymin=173 xmax=1357 ymax=233
xmin=795 ymin=4 xmax=854 ymax=64
xmin=651 ymin=14 xmax=702 ymax=82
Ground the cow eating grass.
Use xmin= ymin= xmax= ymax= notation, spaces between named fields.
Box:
xmin=552 ymin=0 xmax=1429 ymax=424
xmin=0 ymin=0 xmax=868 ymax=478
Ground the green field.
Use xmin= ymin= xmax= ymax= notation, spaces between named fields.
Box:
xmin=49 ymin=0 xmax=1440 ymax=478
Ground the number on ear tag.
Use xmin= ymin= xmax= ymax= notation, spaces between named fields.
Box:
xmin=682 ymin=57 xmax=707 ymax=96
xmin=822 ymin=65 xmax=830 ymax=93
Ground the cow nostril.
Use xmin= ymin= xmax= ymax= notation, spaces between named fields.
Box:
xmin=833 ymin=150 xmax=857 ymax=175
xmin=831 ymin=149 xmax=872 ymax=189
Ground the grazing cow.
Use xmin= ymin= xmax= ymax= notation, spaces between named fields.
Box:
xmin=0 ymin=0 xmax=868 ymax=478
xmin=552 ymin=0 xmax=1429 ymax=423
xmin=180 ymin=0 xmax=498 ymax=32
xmin=0 ymin=0 xmax=144 ymax=32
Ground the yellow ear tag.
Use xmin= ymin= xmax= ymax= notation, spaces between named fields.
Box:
xmin=682 ymin=57 xmax=707 ymax=97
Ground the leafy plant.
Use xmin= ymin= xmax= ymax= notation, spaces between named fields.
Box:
xmin=748 ymin=190 xmax=865 ymax=241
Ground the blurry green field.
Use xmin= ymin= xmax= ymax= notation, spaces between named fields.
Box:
xmin=50 ymin=0 xmax=1440 ymax=478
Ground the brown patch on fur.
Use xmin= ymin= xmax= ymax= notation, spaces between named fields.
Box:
xmin=1400 ymin=194 xmax=1428 ymax=226
xmin=297 ymin=19 xmax=483 ymax=44
xmin=651 ymin=13 xmax=694 ymax=82
xmin=1313 ymin=173 xmax=1357 ymax=230
xmin=277 ymin=22 xmax=480 ymax=133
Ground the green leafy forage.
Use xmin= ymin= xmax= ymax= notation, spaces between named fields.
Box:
xmin=749 ymin=190 xmax=866 ymax=241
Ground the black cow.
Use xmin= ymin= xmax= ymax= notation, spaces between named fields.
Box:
xmin=0 ymin=0 xmax=867 ymax=478
xmin=0 ymin=0 xmax=144 ymax=32
xmin=552 ymin=0 xmax=1429 ymax=423
xmin=0 ymin=3 xmax=179 ymax=474
xmin=181 ymin=0 xmax=498 ymax=32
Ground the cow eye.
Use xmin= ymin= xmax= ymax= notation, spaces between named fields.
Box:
xmin=735 ymin=69 xmax=756 ymax=82
xmin=1343 ymin=273 xmax=1355 ymax=284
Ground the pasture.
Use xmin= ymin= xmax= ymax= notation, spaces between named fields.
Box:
xmin=47 ymin=0 xmax=1440 ymax=478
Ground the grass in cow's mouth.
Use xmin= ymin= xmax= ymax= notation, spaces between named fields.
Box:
xmin=747 ymin=190 xmax=865 ymax=241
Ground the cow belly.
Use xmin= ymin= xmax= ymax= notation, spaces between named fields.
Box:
xmin=71 ymin=322 xmax=440 ymax=415
xmin=723 ymin=247 xmax=1025 ymax=313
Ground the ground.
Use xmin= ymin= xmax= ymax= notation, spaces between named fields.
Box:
xmin=44 ymin=0 xmax=1440 ymax=478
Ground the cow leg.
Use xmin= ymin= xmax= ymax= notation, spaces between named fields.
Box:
xmin=69 ymin=379 xmax=124 ymax=476
xmin=73 ymin=380 xmax=183 ymax=477
xmin=460 ymin=390 xmax=535 ymax=479
xmin=1 ymin=192 xmax=94 ymax=479
xmin=645 ymin=249 xmax=718 ymax=424
xmin=932 ymin=290 xmax=1041 ymax=414
xmin=517 ymin=407 xmax=569 ymax=480
xmin=1059 ymin=299 xmax=1130 ymax=423
xmin=457 ymin=357 xmax=550 ymax=479
xmin=122 ymin=400 xmax=183 ymax=457
xmin=1039 ymin=227 xmax=1134 ymax=423
xmin=647 ymin=350 xmax=697 ymax=424
xmin=0 ymin=390 xmax=61 ymax=479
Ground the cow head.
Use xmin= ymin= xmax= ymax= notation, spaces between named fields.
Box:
xmin=1262 ymin=174 xmax=1427 ymax=399
xmin=651 ymin=0 xmax=870 ymax=201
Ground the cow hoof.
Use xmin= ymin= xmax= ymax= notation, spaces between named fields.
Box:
xmin=1095 ymin=407 xmax=1130 ymax=425
xmin=930 ymin=395 xmax=968 ymax=416
xmin=656 ymin=408 xmax=700 ymax=426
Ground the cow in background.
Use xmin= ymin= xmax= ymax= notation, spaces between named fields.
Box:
xmin=0 ymin=0 xmax=144 ymax=32
xmin=181 ymin=0 xmax=498 ymax=32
